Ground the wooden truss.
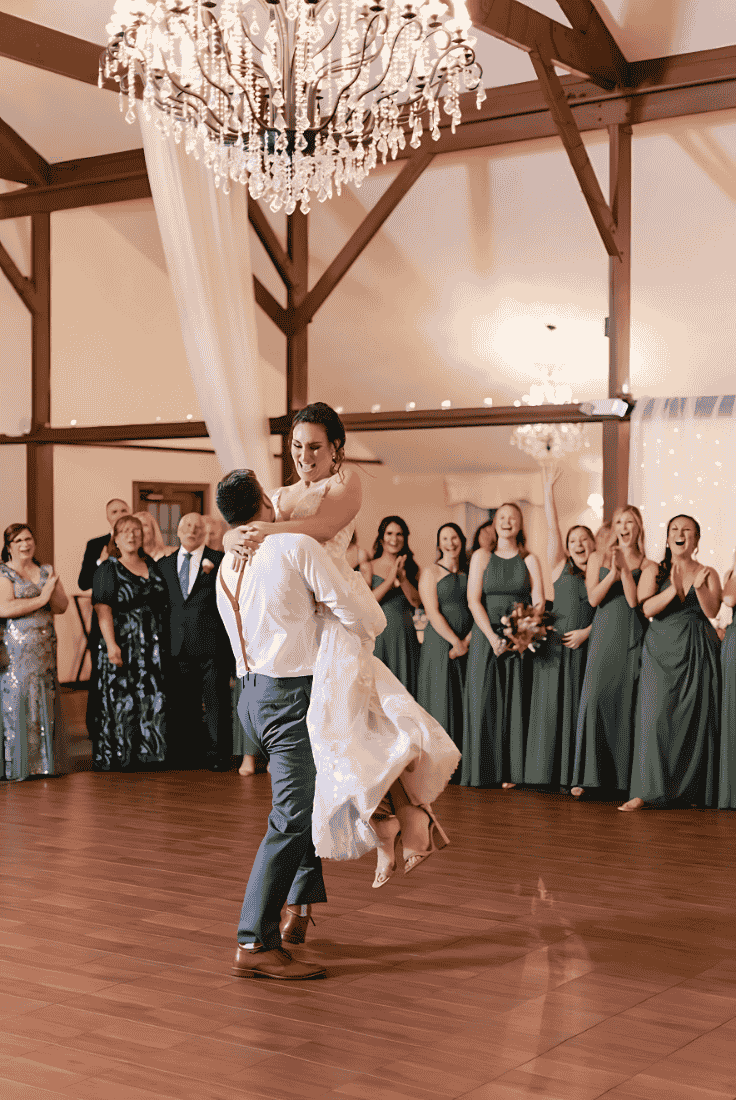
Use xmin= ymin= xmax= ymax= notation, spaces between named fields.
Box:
xmin=1 ymin=8 xmax=736 ymax=554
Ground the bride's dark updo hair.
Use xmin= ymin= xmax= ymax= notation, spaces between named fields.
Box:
xmin=289 ymin=402 xmax=346 ymax=479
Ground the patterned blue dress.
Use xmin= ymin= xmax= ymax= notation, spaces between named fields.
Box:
xmin=0 ymin=563 xmax=61 ymax=781
xmin=92 ymin=558 xmax=168 ymax=770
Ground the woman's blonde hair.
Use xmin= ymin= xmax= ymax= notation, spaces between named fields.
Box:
xmin=133 ymin=511 xmax=166 ymax=559
xmin=487 ymin=502 xmax=529 ymax=558
xmin=602 ymin=505 xmax=646 ymax=566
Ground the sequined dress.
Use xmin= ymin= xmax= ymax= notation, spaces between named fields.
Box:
xmin=0 ymin=563 xmax=61 ymax=781
xmin=272 ymin=479 xmax=461 ymax=860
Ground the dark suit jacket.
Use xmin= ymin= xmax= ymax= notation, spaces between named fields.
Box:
xmin=156 ymin=547 xmax=232 ymax=663
xmin=78 ymin=534 xmax=111 ymax=591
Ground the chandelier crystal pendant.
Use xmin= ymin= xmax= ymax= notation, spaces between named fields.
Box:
xmin=103 ymin=0 xmax=485 ymax=213
xmin=510 ymin=364 xmax=585 ymax=464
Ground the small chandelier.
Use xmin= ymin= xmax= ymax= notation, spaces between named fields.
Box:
xmin=510 ymin=364 xmax=585 ymax=464
xmin=103 ymin=0 xmax=484 ymax=213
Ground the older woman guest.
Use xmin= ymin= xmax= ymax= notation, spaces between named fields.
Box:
xmin=417 ymin=523 xmax=473 ymax=759
xmin=202 ymin=515 xmax=226 ymax=553
xmin=0 ymin=524 xmax=68 ymax=781
xmin=361 ymin=516 xmax=422 ymax=696
xmin=133 ymin=511 xmax=177 ymax=561
xmin=92 ymin=515 xmax=168 ymax=770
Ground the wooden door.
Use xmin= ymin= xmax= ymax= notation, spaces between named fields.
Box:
xmin=133 ymin=482 xmax=209 ymax=549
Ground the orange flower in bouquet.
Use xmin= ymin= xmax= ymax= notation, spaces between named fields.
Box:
xmin=499 ymin=603 xmax=553 ymax=655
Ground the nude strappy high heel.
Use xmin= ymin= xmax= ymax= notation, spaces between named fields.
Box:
xmin=371 ymin=814 xmax=401 ymax=888
xmin=399 ymin=804 xmax=450 ymax=875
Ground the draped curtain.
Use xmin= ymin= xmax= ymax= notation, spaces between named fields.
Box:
xmin=629 ymin=395 xmax=736 ymax=582
xmin=141 ymin=116 xmax=272 ymax=486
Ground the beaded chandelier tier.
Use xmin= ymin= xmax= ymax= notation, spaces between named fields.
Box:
xmin=510 ymin=365 xmax=585 ymax=464
xmin=103 ymin=0 xmax=485 ymax=212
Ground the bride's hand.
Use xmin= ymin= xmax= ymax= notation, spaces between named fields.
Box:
xmin=223 ymin=523 xmax=271 ymax=559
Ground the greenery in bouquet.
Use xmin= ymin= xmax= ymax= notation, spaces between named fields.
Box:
xmin=499 ymin=602 xmax=554 ymax=655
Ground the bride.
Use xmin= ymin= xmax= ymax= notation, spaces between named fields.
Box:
xmin=224 ymin=402 xmax=461 ymax=890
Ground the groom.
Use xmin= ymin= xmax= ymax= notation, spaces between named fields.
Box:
xmin=215 ymin=469 xmax=385 ymax=980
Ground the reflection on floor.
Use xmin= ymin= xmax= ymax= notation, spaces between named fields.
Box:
xmin=0 ymin=690 xmax=735 ymax=1099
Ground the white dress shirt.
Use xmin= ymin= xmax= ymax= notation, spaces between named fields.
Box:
xmin=177 ymin=543 xmax=205 ymax=597
xmin=216 ymin=533 xmax=386 ymax=678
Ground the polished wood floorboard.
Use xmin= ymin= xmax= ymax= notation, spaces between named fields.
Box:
xmin=1 ymin=692 xmax=736 ymax=1099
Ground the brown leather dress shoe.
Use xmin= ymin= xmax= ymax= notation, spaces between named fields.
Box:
xmin=280 ymin=908 xmax=316 ymax=945
xmin=231 ymin=945 xmax=325 ymax=980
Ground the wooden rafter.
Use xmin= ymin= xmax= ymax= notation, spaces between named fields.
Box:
xmin=0 ymin=401 xmax=632 ymax=448
xmin=466 ymin=0 xmax=624 ymax=89
xmin=530 ymin=51 xmax=620 ymax=258
xmin=293 ymin=149 xmax=435 ymax=331
xmin=554 ymin=0 xmax=628 ymax=79
xmin=0 ymin=12 xmax=117 ymax=92
xmin=0 ymin=238 xmax=37 ymax=312
xmin=0 ymin=115 xmax=49 ymax=185
xmin=248 ymin=198 xmax=294 ymax=288
xmin=253 ymin=277 xmax=288 ymax=334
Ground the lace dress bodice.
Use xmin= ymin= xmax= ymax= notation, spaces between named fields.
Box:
xmin=272 ymin=478 xmax=355 ymax=565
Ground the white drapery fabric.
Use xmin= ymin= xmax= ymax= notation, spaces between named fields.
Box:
xmin=141 ymin=116 xmax=271 ymax=484
xmin=629 ymin=395 xmax=736 ymax=583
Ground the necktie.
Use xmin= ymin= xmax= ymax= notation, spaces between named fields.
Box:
xmin=179 ymin=551 xmax=192 ymax=598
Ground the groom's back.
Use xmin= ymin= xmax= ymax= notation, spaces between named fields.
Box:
xmin=217 ymin=533 xmax=323 ymax=679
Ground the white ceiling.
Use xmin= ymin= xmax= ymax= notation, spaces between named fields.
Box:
xmin=1 ymin=2 xmax=735 ymax=478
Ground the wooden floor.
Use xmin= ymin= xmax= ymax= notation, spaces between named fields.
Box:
xmin=2 ymin=694 xmax=736 ymax=1100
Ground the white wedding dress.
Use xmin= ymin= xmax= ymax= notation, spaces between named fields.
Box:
xmin=272 ymin=478 xmax=462 ymax=860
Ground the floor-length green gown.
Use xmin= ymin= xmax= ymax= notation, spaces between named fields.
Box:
xmin=629 ymin=581 xmax=720 ymax=805
xmin=417 ymin=567 xmax=473 ymax=760
xmin=371 ymin=575 xmax=420 ymax=697
xmin=461 ymin=553 xmax=533 ymax=787
xmin=572 ymin=568 xmax=646 ymax=793
xmin=525 ymin=566 xmax=594 ymax=787
xmin=718 ymin=616 xmax=735 ymax=808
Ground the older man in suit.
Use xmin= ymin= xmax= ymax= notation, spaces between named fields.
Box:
xmin=157 ymin=512 xmax=233 ymax=771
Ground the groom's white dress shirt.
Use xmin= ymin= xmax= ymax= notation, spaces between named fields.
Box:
xmin=216 ymin=533 xmax=386 ymax=679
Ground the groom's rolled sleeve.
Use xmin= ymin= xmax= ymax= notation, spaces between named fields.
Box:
xmin=292 ymin=538 xmax=387 ymax=639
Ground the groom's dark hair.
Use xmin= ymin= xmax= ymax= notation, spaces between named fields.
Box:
xmin=216 ymin=470 xmax=264 ymax=526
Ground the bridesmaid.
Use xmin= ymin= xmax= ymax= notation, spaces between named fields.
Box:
xmin=717 ymin=557 xmax=736 ymax=809
xmin=620 ymin=515 xmax=721 ymax=811
xmin=361 ymin=516 xmax=422 ymax=696
xmin=461 ymin=503 xmax=544 ymax=788
xmin=417 ymin=523 xmax=473 ymax=759
xmin=525 ymin=467 xmax=595 ymax=789
xmin=571 ymin=505 xmax=654 ymax=798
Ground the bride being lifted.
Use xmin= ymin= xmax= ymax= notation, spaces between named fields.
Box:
xmin=224 ymin=402 xmax=461 ymax=891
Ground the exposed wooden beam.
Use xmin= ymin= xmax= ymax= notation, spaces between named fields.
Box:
xmin=466 ymin=0 xmax=623 ymax=89
xmin=248 ymin=198 xmax=294 ymax=288
xmin=554 ymin=1 xmax=629 ymax=80
xmin=47 ymin=148 xmax=148 ymax=188
xmin=0 ymin=403 xmax=631 ymax=448
xmin=530 ymin=51 xmax=620 ymax=257
xmin=253 ymin=277 xmax=288 ymax=334
xmin=28 ymin=212 xmax=53 ymax=565
xmin=293 ymin=150 xmax=435 ymax=330
xmin=0 ymin=12 xmax=117 ymax=92
xmin=0 ymin=115 xmax=49 ymax=185
xmin=0 ymin=238 xmax=38 ymax=312
xmin=0 ymin=173 xmax=152 ymax=220
xmin=602 ymin=122 xmax=632 ymax=522
xmin=284 ymin=209 xmax=310 ymax=482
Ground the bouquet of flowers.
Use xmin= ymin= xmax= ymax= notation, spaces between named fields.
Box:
xmin=499 ymin=603 xmax=554 ymax=655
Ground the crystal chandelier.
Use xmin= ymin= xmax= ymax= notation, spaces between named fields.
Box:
xmin=510 ymin=365 xmax=585 ymax=463
xmin=103 ymin=0 xmax=484 ymax=213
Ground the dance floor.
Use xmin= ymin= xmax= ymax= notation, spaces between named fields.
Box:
xmin=2 ymin=694 xmax=736 ymax=1100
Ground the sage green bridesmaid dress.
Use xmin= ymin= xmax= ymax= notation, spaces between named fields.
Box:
xmin=371 ymin=575 xmax=420 ymax=697
xmin=629 ymin=580 xmax=720 ymax=806
xmin=717 ymin=616 xmax=735 ymax=808
xmin=417 ymin=567 xmax=473 ymax=757
xmin=461 ymin=553 xmax=533 ymax=787
xmin=572 ymin=567 xmax=646 ymax=793
xmin=525 ymin=567 xmax=593 ymax=787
